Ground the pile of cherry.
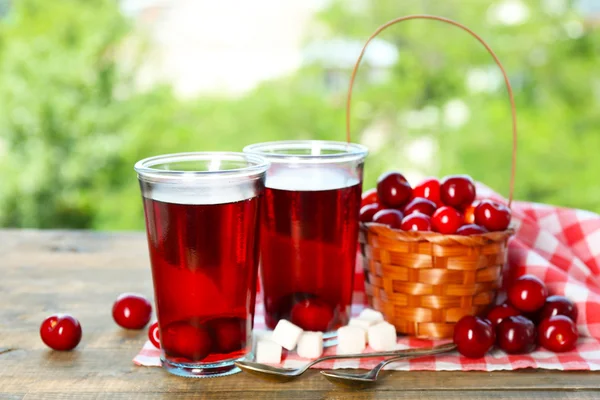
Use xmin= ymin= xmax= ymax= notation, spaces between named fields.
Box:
xmin=360 ymin=172 xmax=511 ymax=234
xmin=453 ymin=275 xmax=579 ymax=358
xmin=40 ymin=293 xmax=158 ymax=351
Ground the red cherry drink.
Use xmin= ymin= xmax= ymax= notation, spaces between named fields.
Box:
xmin=260 ymin=168 xmax=362 ymax=334
xmin=143 ymin=193 xmax=261 ymax=365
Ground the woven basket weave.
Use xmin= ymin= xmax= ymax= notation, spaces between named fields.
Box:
xmin=347 ymin=15 xmax=518 ymax=339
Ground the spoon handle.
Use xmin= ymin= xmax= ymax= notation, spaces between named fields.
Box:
xmin=304 ymin=342 xmax=456 ymax=369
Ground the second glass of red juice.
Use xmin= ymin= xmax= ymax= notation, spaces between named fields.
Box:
xmin=243 ymin=141 xmax=368 ymax=339
xmin=135 ymin=152 xmax=269 ymax=378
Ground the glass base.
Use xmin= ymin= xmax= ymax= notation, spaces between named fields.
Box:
xmin=161 ymin=356 xmax=243 ymax=378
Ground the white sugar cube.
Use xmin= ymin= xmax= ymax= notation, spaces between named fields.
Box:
xmin=359 ymin=308 xmax=384 ymax=323
xmin=253 ymin=331 xmax=273 ymax=348
xmin=349 ymin=317 xmax=378 ymax=331
xmin=367 ymin=321 xmax=397 ymax=351
xmin=272 ymin=319 xmax=303 ymax=350
xmin=337 ymin=326 xmax=366 ymax=355
xmin=256 ymin=339 xmax=282 ymax=364
xmin=297 ymin=331 xmax=323 ymax=359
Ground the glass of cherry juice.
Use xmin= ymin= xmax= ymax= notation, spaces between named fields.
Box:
xmin=243 ymin=141 xmax=368 ymax=339
xmin=135 ymin=152 xmax=269 ymax=378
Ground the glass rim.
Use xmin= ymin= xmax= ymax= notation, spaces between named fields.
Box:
xmin=134 ymin=151 xmax=270 ymax=180
xmin=243 ymin=140 xmax=368 ymax=163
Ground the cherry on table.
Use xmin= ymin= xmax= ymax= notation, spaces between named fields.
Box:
xmin=401 ymin=213 xmax=431 ymax=232
xmin=496 ymin=315 xmax=536 ymax=354
xmin=404 ymin=197 xmax=437 ymax=217
xmin=440 ymin=175 xmax=476 ymax=209
xmin=486 ymin=303 xmax=521 ymax=328
xmin=361 ymin=188 xmax=379 ymax=208
xmin=290 ymin=297 xmax=334 ymax=332
xmin=507 ymin=275 xmax=548 ymax=313
xmin=453 ymin=316 xmax=495 ymax=359
xmin=208 ymin=317 xmax=246 ymax=354
xmin=148 ymin=321 xmax=160 ymax=349
xmin=376 ymin=172 xmax=412 ymax=208
xmin=539 ymin=295 xmax=578 ymax=322
xmin=161 ymin=320 xmax=212 ymax=361
xmin=456 ymin=224 xmax=488 ymax=236
xmin=431 ymin=206 xmax=462 ymax=234
xmin=474 ymin=200 xmax=511 ymax=232
xmin=360 ymin=203 xmax=383 ymax=223
xmin=112 ymin=293 xmax=153 ymax=330
xmin=373 ymin=209 xmax=404 ymax=229
xmin=413 ymin=177 xmax=442 ymax=207
xmin=538 ymin=315 xmax=579 ymax=353
xmin=40 ymin=314 xmax=82 ymax=351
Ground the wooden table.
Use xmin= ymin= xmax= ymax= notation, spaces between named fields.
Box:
xmin=1 ymin=230 xmax=599 ymax=399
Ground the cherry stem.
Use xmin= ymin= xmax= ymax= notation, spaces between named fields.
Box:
xmin=345 ymin=14 xmax=517 ymax=208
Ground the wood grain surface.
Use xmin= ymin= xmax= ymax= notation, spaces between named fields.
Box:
xmin=1 ymin=229 xmax=599 ymax=399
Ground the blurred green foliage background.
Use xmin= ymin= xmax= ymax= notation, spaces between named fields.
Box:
xmin=0 ymin=0 xmax=598 ymax=230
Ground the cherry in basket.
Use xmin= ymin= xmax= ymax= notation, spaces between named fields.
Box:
xmin=474 ymin=200 xmax=511 ymax=232
xmin=40 ymin=314 xmax=82 ymax=351
xmin=373 ymin=209 xmax=404 ymax=229
xmin=377 ymin=172 xmax=412 ymax=208
xmin=431 ymin=206 xmax=462 ymax=234
xmin=361 ymin=188 xmax=379 ymax=208
xmin=413 ymin=177 xmax=442 ymax=207
xmin=404 ymin=197 xmax=437 ymax=217
xmin=401 ymin=213 xmax=431 ymax=232
xmin=440 ymin=175 xmax=476 ymax=209
xmin=456 ymin=224 xmax=488 ymax=236
xmin=359 ymin=203 xmax=383 ymax=223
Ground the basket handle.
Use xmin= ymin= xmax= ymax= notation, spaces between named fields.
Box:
xmin=345 ymin=15 xmax=517 ymax=207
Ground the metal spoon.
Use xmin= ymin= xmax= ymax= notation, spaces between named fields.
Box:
xmin=321 ymin=343 xmax=457 ymax=388
xmin=235 ymin=343 xmax=456 ymax=382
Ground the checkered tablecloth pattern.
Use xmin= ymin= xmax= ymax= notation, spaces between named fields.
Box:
xmin=134 ymin=186 xmax=600 ymax=371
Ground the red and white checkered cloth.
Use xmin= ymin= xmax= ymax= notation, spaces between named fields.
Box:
xmin=134 ymin=185 xmax=600 ymax=371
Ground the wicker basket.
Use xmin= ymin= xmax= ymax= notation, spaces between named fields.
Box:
xmin=347 ymin=16 xmax=518 ymax=339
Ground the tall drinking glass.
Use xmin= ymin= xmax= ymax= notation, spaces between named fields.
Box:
xmin=135 ymin=152 xmax=269 ymax=378
xmin=243 ymin=141 xmax=368 ymax=339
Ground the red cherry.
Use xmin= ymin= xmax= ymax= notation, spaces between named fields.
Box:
xmin=401 ymin=213 xmax=431 ymax=231
xmin=507 ymin=275 xmax=548 ymax=313
xmin=496 ymin=316 xmax=536 ymax=354
xmin=463 ymin=201 xmax=480 ymax=224
xmin=456 ymin=224 xmax=488 ymax=236
xmin=538 ymin=315 xmax=579 ymax=353
xmin=208 ymin=317 xmax=246 ymax=354
xmin=453 ymin=316 xmax=495 ymax=359
xmin=161 ymin=320 xmax=212 ymax=361
xmin=413 ymin=177 xmax=442 ymax=207
xmin=487 ymin=303 xmax=521 ymax=328
xmin=474 ymin=200 xmax=511 ymax=232
xmin=359 ymin=203 xmax=383 ymax=223
xmin=440 ymin=175 xmax=476 ymax=209
xmin=148 ymin=321 xmax=160 ymax=349
xmin=361 ymin=188 xmax=379 ymax=208
xmin=539 ymin=295 xmax=578 ymax=322
xmin=404 ymin=197 xmax=437 ymax=216
xmin=40 ymin=314 xmax=82 ymax=351
xmin=373 ymin=209 xmax=404 ymax=229
xmin=112 ymin=293 xmax=152 ymax=330
xmin=376 ymin=172 xmax=412 ymax=208
xmin=290 ymin=298 xmax=334 ymax=332
xmin=431 ymin=206 xmax=462 ymax=234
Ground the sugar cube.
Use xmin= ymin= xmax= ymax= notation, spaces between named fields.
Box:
xmin=349 ymin=317 xmax=378 ymax=331
xmin=297 ymin=331 xmax=324 ymax=359
xmin=359 ymin=308 xmax=384 ymax=323
xmin=337 ymin=326 xmax=366 ymax=355
xmin=367 ymin=321 xmax=397 ymax=351
xmin=272 ymin=319 xmax=303 ymax=350
xmin=256 ymin=339 xmax=282 ymax=364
